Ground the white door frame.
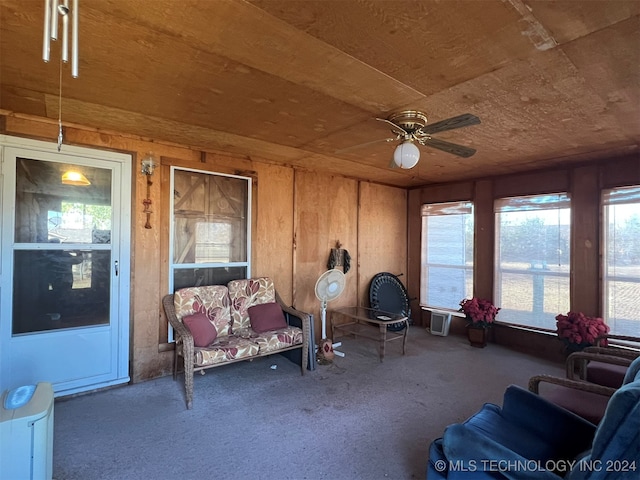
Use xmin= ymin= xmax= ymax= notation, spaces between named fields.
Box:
xmin=0 ymin=135 xmax=131 ymax=396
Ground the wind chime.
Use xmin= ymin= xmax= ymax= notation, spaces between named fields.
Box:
xmin=42 ymin=0 xmax=79 ymax=151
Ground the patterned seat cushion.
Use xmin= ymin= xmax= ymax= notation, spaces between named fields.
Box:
xmin=194 ymin=336 xmax=259 ymax=367
xmin=227 ymin=277 xmax=276 ymax=331
xmin=252 ymin=326 xmax=304 ymax=354
xmin=174 ymin=285 xmax=232 ymax=337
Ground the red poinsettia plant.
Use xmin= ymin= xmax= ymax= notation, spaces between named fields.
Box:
xmin=555 ymin=311 xmax=610 ymax=347
xmin=459 ymin=298 xmax=500 ymax=327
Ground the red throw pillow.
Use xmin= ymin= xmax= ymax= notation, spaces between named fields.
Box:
xmin=248 ymin=302 xmax=287 ymax=333
xmin=182 ymin=312 xmax=218 ymax=347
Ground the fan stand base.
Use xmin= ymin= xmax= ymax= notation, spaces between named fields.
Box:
xmin=316 ymin=339 xmax=345 ymax=364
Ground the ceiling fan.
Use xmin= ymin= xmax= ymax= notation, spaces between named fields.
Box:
xmin=339 ymin=110 xmax=481 ymax=169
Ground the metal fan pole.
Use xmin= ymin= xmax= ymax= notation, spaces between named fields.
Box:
xmin=319 ymin=298 xmax=344 ymax=357
xmin=321 ymin=298 xmax=327 ymax=339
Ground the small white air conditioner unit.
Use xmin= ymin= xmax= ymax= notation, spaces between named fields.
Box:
xmin=0 ymin=383 xmax=54 ymax=480
xmin=430 ymin=312 xmax=452 ymax=336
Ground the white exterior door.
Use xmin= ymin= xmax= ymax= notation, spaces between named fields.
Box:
xmin=0 ymin=136 xmax=131 ymax=396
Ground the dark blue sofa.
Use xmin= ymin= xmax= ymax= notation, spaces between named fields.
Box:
xmin=427 ymin=357 xmax=640 ymax=479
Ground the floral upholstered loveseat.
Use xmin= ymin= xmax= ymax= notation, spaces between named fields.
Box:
xmin=162 ymin=277 xmax=310 ymax=409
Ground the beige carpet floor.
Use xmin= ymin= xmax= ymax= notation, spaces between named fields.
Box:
xmin=52 ymin=327 xmax=565 ymax=480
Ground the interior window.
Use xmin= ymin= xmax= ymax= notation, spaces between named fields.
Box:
xmin=170 ymin=168 xmax=251 ymax=291
xmin=602 ymin=186 xmax=640 ymax=336
xmin=420 ymin=201 xmax=474 ymax=310
xmin=494 ymin=193 xmax=570 ymax=329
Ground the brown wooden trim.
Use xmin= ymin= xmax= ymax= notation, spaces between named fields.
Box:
xmin=570 ymin=165 xmax=600 ymax=316
xmin=473 ymin=180 xmax=494 ymax=299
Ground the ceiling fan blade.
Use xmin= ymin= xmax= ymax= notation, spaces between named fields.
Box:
xmin=419 ymin=113 xmax=480 ymax=135
xmin=335 ymin=137 xmax=396 ymax=154
xmin=375 ymin=117 xmax=408 ymax=136
xmin=423 ymin=137 xmax=477 ymax=158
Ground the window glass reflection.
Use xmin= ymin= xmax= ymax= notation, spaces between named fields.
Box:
xmin=15 ymin=158 xmax=112 ymax=244
xmin=12 ymin=250 xmax=110 ymax=334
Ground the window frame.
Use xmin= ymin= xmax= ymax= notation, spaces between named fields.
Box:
xmin=493 ymin=192 xmax=571 ymax=330
xmin=601 ymin=185 xmax=640 ymax=336
xmin=420 ymin=200 xmax=474 ymax=311
xmin=169 ymin=166 xmax=252 ymax=294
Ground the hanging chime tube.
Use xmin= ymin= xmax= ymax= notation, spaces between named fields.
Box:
xmin=50 ymin=0 xmax=59 ymax=40
xmin=43 ymin=0 xmax=52 ymax=62
xmin=61 ymin=0 xmax=69 ymax=63
xmin=71 ymin=0 xmax=79 ymax=77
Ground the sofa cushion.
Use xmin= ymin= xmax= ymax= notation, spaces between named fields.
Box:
xmin=228 ymin=277 xmax=276 ymax=331
xmin=183 ymin=312 xmax=218 ymax=347
xmin=174 ymin=285 xmax=232 ymax=337
xmin=194 ymin=336 xmax=260 ymax=367
xmin=248 ymin=302 xmax=287 ymax=333
xmin=252 ymin=326 xmax=304 ymax=354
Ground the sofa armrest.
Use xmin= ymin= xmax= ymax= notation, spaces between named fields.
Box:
xmin=440 ymin=423 xmax=563 ymax=480
xmin=275 ymin=291 xmax=311 ymax=332
xmin=501 ymin=385 xmax=596 ymax=453
xmin=529 ymin=374 xmax=616 ymax=397
xmin=565 ymin=351 xmax=634 ymax=380
xmin=162 ymin=294 xmax=194 ymax=352
xmin=275 ymin=290 xmax=310 ymax=373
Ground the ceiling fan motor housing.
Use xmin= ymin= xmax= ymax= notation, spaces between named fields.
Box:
xmin=388 ymin=110 xmax=428 ymax=133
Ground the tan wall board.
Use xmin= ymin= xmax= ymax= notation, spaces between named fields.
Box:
xmin=293 ymin=171 xmax=358 ymax=341
xmin=252 ymin=162 xmax=295 ymax=304
xmin=357 ymin=182 xmax=408 ymax=308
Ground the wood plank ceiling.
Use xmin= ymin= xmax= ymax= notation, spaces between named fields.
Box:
xmin=1 ymin=0 xmax=638 ymax=188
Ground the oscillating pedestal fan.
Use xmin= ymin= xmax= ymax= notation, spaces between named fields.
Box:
xmin=315 ymin=269 xmax=346 ymax=360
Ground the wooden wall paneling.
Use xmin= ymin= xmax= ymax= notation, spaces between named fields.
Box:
xmin=158 ymin=162 xmax=172 ymax=346
xmin=473 ymin=180 xmax=494 ymax=300
xmin=418 ymin=181 xmax=474 ymax=205
xmin=357 ymin=182 xmax=408 ymax=308
xmin=252 ymin=162 xmax=295 ymax=304
xmin=600 ymin=155 xmax=640 ymax=189
xmin=493 ymin=168 xmax=570 ymax=199
xmin=570 ymin=165 xmax=600 ymax=315
xmin=293 ymin=171 xmax=358 ymax=342
xmin=406 ymin=189 xmax=423 ymax=326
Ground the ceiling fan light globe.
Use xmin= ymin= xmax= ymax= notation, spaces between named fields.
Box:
xmin=393 ymin=141 xmax=420 ymax=169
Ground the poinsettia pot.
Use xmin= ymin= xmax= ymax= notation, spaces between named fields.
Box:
xmin=466 ymin=323 xmax=489 ymax=348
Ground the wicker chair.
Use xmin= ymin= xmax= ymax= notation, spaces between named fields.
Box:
xmin=529 ymin=351 xmax=634 ymax=424
xmin=576 ymin=335 xmax=640 ymax=388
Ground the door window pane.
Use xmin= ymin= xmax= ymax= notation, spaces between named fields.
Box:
xmin=603 ymin=186 xmax=640 ymax=336
xmin=421 ymin=202 xmax=474 ymax=309
xmin=16 ymin=159 xmax=112 ymax=244
xmin=12 ymin=158 xmax=113 ymax=335
xmin=13 ymin=250 xmax=110 ymax=334
xmin=494 ymin=194 xmax=570 ymax=329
